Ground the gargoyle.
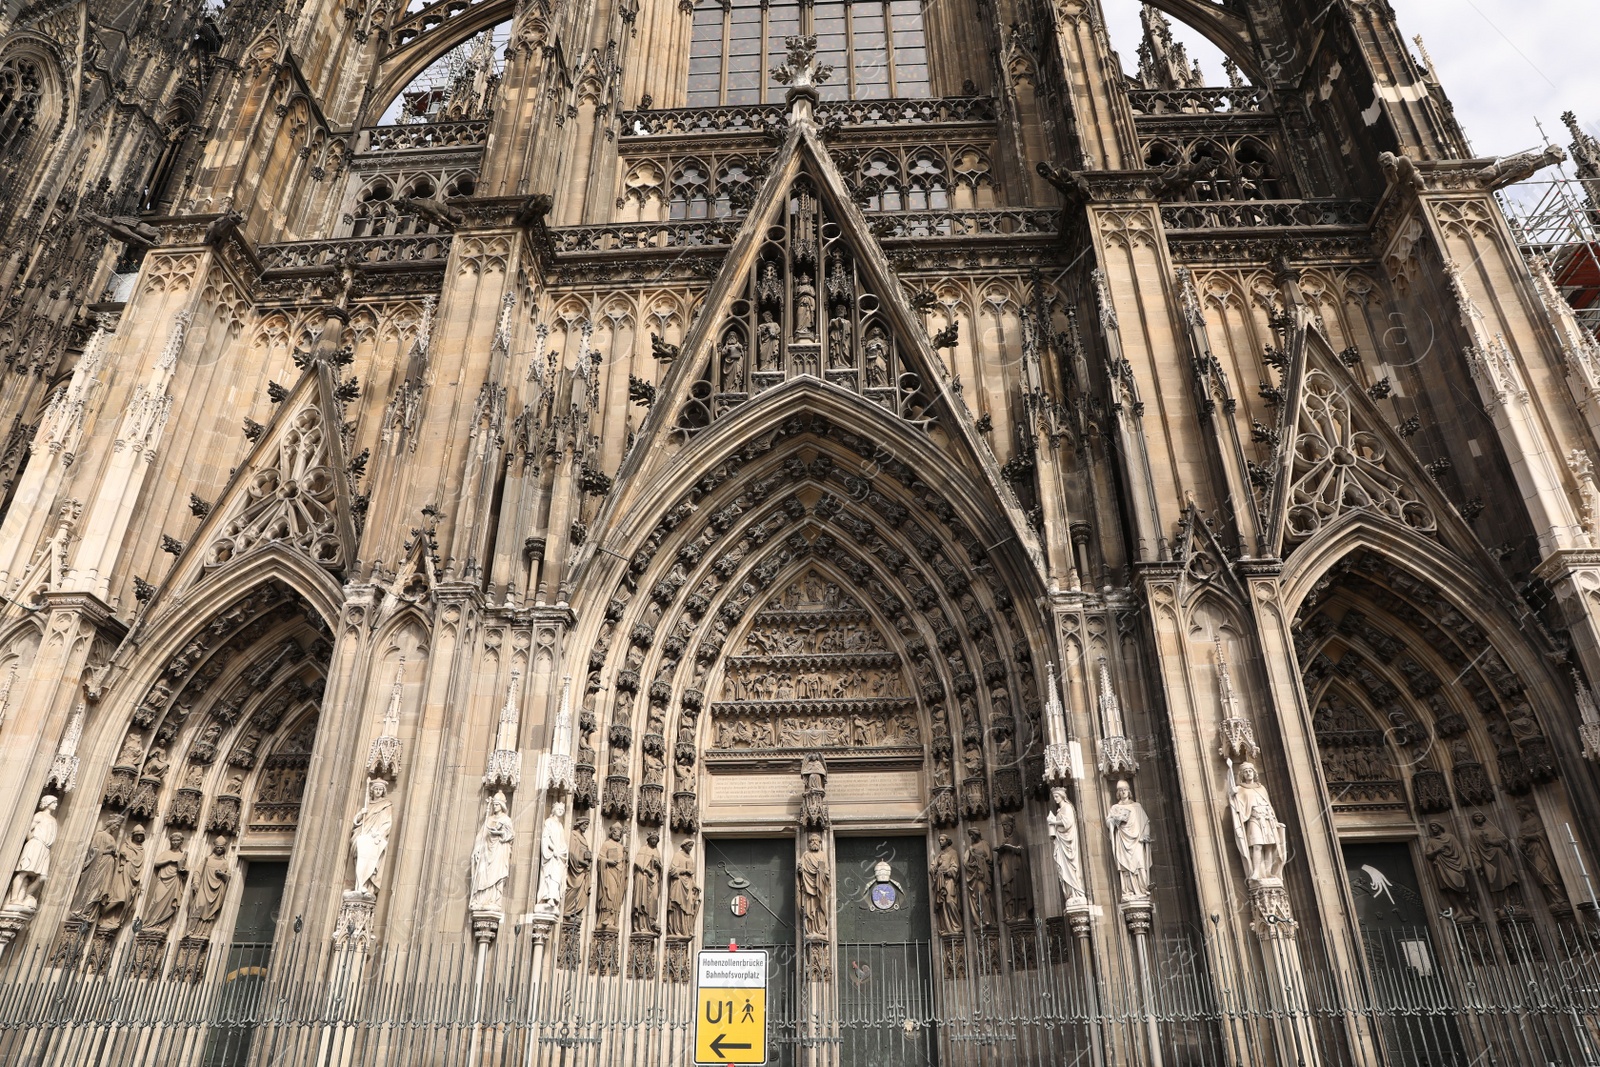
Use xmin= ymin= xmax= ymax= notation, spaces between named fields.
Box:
xmin=1377 ymin=151 xmax=1422 ymax=194
xmin=514 ymin=193 xmax=554 ymax=229
xmin=203 ymin=210 xmax=244 ymax=247
xmin=1476 ymin=145 xmax=1566 ymax=191
xmin=1149 ymin=154 xmax=1220 ymax=200
xmin=1037 ymin=161 xmax=1092 ymax=206
xmin=398 ymin=196 xmax=465 ymax=230
xmin=81 ymin=212 xmax=160 ymax=247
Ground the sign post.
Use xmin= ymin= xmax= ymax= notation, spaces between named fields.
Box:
xmin=693 ymin=948 xmax=768 ymax=1065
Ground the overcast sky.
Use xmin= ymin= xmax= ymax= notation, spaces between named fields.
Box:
xmin=1100 ymin=0 xmax=1600 ymax=158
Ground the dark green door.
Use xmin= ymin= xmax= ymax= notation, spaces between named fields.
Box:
xmin=703 ymin=839 xmax=798 ymax=1067
xmin=1343 ymin=841 xmax=1466 ymax=1066
xmin=203 ymin=860 xmax=288 ymax=1067
xmin=835 ymin=836 xmax=934 ymax=1067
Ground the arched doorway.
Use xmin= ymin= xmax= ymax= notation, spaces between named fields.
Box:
xmin=1293 ymin=549 xmax=1585 ymax=1066
xmin=44 ymin=580 xmax=333 ymax=1036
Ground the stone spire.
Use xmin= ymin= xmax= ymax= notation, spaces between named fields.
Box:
xmin=1137 ymin=5 xmax=1203 ymax=91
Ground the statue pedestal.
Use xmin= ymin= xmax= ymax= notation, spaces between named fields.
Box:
xmin=0 ymin=902 xmax=35 ymax=959
xmin=471 ymin=908 xmax=503 ymax=945
xmin=334 ymin=890 xmax=376 ymax=946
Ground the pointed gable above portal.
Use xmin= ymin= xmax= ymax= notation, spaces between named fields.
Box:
xmin=674 ymin=154 xmax=940 ymax=435
xmin=588 ymin=41 xmax=1045 ymax=585
xmin=172 ymin=348 xmax=361 ymax=592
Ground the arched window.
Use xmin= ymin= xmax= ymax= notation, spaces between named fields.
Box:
xmin=687 ymin=0 xmax=928 ymax=106
xmin=0 ymin=57 xmax=41 ymax=157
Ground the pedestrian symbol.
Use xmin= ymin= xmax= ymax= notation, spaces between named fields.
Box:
xmin=694 ymin=949 xmax=768 ymax=1065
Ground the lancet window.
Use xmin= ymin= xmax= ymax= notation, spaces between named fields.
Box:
xmin=687 ymin=0 xmax=929 ymax=106
xmin=0 ymin=57 xmax=41 ymax=158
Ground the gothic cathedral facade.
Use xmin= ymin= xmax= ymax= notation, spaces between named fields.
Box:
xmin=0 ymin=0 xmax=1597 ymax=1063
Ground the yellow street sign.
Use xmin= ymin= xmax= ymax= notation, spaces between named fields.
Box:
xmin=694 ymin=949 xmax=768 ymax=1065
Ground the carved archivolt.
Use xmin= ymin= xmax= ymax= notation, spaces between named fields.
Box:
xmin=1296 ymin=549 xmax=1576 ymax=915
xmin=55 ymin=582 xmax=331 ymax=969
xmin=1284 ymin=370 xmax=1435 ymax=543
xmin=571 ymin=413 xmax=1048 ymax=866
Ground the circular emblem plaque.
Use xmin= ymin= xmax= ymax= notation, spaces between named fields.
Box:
xmin=729 ymin=894 xmax=750 ymax=917
xmin=870 ymin=883 xmax=898 ymax=911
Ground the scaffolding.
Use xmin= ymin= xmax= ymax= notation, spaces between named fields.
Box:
xmin=1500 ymin=112 xmax=1600 ymax=344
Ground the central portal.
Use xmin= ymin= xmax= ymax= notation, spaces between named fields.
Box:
xmin=835 ymin=835 xmax=934 ymax=1067
xmin=701 ymin=835 xmax=934 ymax=1067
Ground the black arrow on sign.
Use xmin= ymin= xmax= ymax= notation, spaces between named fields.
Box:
xmin=709 ymin=1034 xmax=753 ymax=1057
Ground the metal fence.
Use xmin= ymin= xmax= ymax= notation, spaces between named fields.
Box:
xmin=0 ymin=916 xmax=1597 ymax=1066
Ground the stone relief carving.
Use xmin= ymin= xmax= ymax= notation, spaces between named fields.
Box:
xmin=710 ymin=571 xmax=917 ymax=756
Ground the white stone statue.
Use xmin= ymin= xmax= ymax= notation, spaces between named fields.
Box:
xmin=350 ymin=778 xmax=394 ymax=896
xmin=5 ymin=795 xmax=59 ymax=910
xmin=1106 ymin=779 xmax=1153 ymax=902
xmin=1226 ymin=760 xmax=1285 ymax=883
xmin=470 ymin=791 xmax=516 ymax=913
xmin=532 ymin=799 xmax=568 ymax=917
xmin=1046 ymin=787 xmax=1088 ymax=906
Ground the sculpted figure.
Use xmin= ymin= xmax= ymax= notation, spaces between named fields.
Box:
xmin=1470 ymin=811 xmax=1517 ymax=895
xmin=757 ymin=313 xmax=781 ymax=371
xmin=721 ymin=337 xmax=745 ymax=391
xmin=140 ymin=831 xmax=189 ymax=933
xmin=1516 ymin=803 xmax=1569 ymax=909
xmin=186 ymin=836 xmax=233 ymax=937
xmin=963 ymin=827 xmax=995 ymax=928
xmin=471 ymin=792 xmax=517 ymax=913
xmin=827 ymin=315 xmax=852 ymax=369
xmin=666 ymin=839 xmax=700 ymax=937
xmin=996 ymin=814 xmax=1032 ymax=922
xmin=99 ymin=823 xmax=147 ymax=931
xmin=594 ymin=823 xmax=627 ymax=931
xmin=801 ymin=752 xmax=827 ymax=793
xmin=351 ymin=778 xmax=394 ymax=896
xmin=1226 ymin=760 xmax=1285 ymax=882
xmin=1424 ymin=820 xmax=1478 ymax=922
xmin=932 ymin=833 xmax=962 ymax=936
xmin=794 ymin=274 xmax=817 ymax=338
xmin=1106 ymin=780 xmax=1153 ymax=902
xmin=1047 ymin=787 xmax=1088 ymax=906
xmin=631 ymin=831 xmax=662 ymax=934
xmin=563 ymin=814 xmax=594 ymax=918
xmin=5 ymin=795 xmax=59 ymax=910
xmin=798 ymin=832 xmax=831 ymax=938
xmin=70 ymin=814 xmax=123 ymax=921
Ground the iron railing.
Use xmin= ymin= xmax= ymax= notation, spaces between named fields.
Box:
xmin=0 ymin=917 xmax=1596 ymax=1065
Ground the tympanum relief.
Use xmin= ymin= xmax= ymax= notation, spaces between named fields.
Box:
xmin=709 ymin=570 xmax=919 ymax=757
